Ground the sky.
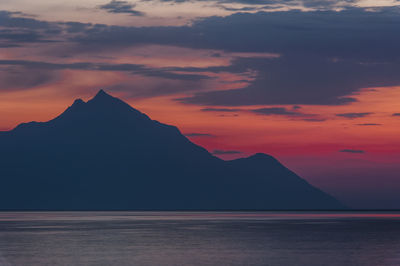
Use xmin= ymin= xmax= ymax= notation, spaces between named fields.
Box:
xmin=1 ymin=0 xmax=400 ymax=208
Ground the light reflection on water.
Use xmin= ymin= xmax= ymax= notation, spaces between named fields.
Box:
xmin=1 ymin=212 xmax=400 ymax=266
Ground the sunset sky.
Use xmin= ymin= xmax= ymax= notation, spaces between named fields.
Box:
xmin=1 ymin=0 xmax=400 ymax=208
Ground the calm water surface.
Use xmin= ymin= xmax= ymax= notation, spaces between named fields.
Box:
xmin=1 ymin=212 xmax=400 ymax=266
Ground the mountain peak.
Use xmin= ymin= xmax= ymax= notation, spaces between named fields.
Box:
xmin=96 ymin=89 xmax=108 ymax=96
xmin=92 ymin=89 xmax=113 ymax=101
xmin=72 ymin=98 xmax=85 ymax=106
xmin=87 ymin=89 xmax=123 ymax=106
xmin=82 ymin=89 xmax=152 ymax=121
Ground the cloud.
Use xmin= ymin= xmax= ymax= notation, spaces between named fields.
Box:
xmin=0 ymin=67 xmax=59 ymax=90
xmin=249 ymin=106 xmax=326 ymax=121
xmin=185 ymin=133 xmax=216 ymax=137
xmin=0 ymin=11 xmax=80 ymax=46
xmin=201 ymin=108 xmax=241 ymax=112
xmin=335 ymin=112 xmax=373 ymax=119
xmin=302 ymin=118 xmax=327 ymax=122
xmin=158 ymin=0 xmax=359 ymax=10
xmin=251 ymin=107 xmax=299 ymax=116
xmin=356 ymin=123 xmax=382 ymax=126
xmin=215 ymin=4 xmax=266 ymax=12
xmin=0 ymin=11 xmax=54 ymax=29
xmin=340 ymin=149 xmax=365 ymax=153
xmin=99 ymin=0 xmax=145 ymax=16
xmin=61 ymin=22 xmax=93 ymax=33
xmin=392 ymin=113 xmax=400 ymax=116
xmin=0 ymin=30 xmax=46 ymax=45
xmin=0 ymin=59 xmax=210 ymax=81
xmin=0 ymin=59 xmax=214 ymax=96
xmin=212 ymin=149 xmax=242 ymax=155
xmin=177 ymin=52 xmax=400 ymax=106
xmin=67 ymin=8 xmax=400 ymax=61
xmin=200 ymin=106 xmax=324 ymax=121
xmin=3 ymin=9 xmax=400 ymax=106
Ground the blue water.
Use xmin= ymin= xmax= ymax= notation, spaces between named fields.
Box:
xmin=1 ymin=212 xmax=400 ymax=266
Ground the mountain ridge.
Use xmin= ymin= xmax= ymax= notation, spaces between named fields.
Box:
xmin=0 ymin=89 xmax=346 ymax=210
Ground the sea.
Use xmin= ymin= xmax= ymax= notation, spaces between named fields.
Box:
xmin=1 ymin=211 xmax=400 ymax=266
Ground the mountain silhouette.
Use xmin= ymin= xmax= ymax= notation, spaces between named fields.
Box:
xmin=0 ymin=90 xmax=346 ymax=210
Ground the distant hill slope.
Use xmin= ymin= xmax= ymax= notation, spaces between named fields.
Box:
xmin=0 ymin=90 xmax=346 ymax=210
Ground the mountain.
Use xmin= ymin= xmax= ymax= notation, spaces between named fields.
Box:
xmin=0 ymin=90 xmax=346 ymax=210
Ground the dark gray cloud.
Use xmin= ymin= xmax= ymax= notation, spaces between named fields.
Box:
xmin=356 ymin=123 xmax=382 ymax=126
xmin=67 ymin=8 xmax=400 ymax=61
xmin=61 ymin=22 xmax=93 ymax=33
xmin=392 ymin=113 xmax=400 ymax=116
xmin=302 ymin=118 xmax=327 ymax=122
xmin=0 ymin=11 xmax=54 ymax=29
xmin=215 ymin=4 xmax=266 ymax=12
xmin=217 ymin=114 xmax=239 ymax=117
xmin=157 ymin=0 xmax=276 ymax=3
xmin=0 ymin=11 xmax=77 ymax=45
xmin=201 ymin=106 xmax=323 ymax=121
xmin=0 ymin=59 xmax=210 ymax=81
xmin=340 ymin=149 xmax=365 ymax=153
xmin=0 ymin=29 xmax=46 ymax=45
xmin=0 ymin=67 xmax=59 ymax=90
xmin=3 ymin=8 xmax=400 ymax=59
xmin=335 ymin=112 xmax=373 ymax=119
xmin=99 ymin=0 xmax=145 ymax=16
xmin=300 ymin=0 xmax=356 ymax=8
xmin=3 ymin=8 xmax=400 ymax=106
xmin=177 ymin=53 xmax=400 ymax=106
xmin=201 ymin=108 xmax=241 ymax=112
xmin=176 ymin=9 xmax=400 ymax=106
xmin=0 ymin=59 xmax=212 ymax=97
xmin=251 ymin=107 xmax=300 ymax=116
xmin=0 ymin=60 xmax=94 ymax=70
xmin=250 ymin=106 xmax=325 ymax=121
xmin=184 ymin=133 xmax=216 ymax=137
xmin=158 ymin=0 xmax=358 ymax=9
xmin=212 ymin=149 xmax=242 ymax=154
